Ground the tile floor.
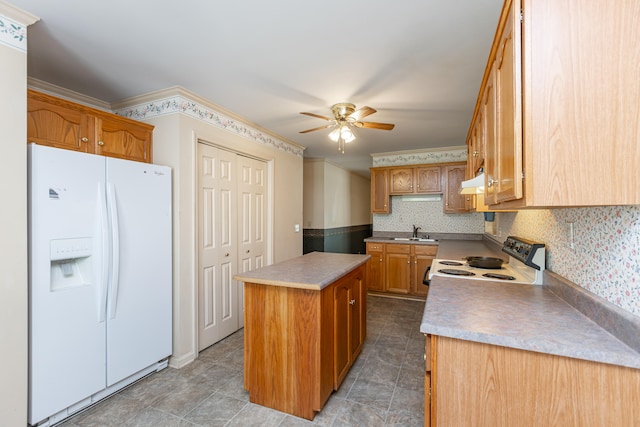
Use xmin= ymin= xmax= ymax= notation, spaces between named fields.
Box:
xmin=60 ymin=294 xmax=426 ymax=427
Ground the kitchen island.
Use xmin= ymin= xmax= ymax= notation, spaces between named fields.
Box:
xmin=233 ymin=252 xmax=370 ymax=420
xmin=421 ymin=239 xmax=640 ymax=426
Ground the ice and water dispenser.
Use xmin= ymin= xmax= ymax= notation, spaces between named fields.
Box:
xmin=50 ymin=237 xmax=92 ymax=291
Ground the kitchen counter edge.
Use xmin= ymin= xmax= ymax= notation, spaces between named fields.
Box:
xmin=233 ymin=251 xmax=370 ymax=290
xmin=420 ymin=240 xmax=640 ymax=370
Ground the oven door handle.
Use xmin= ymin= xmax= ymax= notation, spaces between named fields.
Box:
xmin=422 ymin=266 xmax=431 ymax=287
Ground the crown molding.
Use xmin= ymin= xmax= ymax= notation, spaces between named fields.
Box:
xmin=28 ymin=77 xmax=113 ymax=111
xmin=112 ymin=86 xmax=305 ymax=157
xmin=0 ymin=1 xmax=39 ymax=52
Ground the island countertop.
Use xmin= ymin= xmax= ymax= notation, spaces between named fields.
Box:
xmin=233 ymin=251 xmax=371 ymax=290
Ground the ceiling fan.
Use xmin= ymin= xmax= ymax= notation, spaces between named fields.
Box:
xmin=299 ymin=103 xmax=395 ymax=153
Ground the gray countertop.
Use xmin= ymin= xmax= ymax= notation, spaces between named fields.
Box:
xmin=233 ymin=251 xmax=370 ymax=290
xmin=420 ymin=239 xmax=640 ymax=369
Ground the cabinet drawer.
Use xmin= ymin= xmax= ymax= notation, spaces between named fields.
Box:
xmin=366 ymin=242 xmax=384 ymax=252
xmin=385 ymin=244 xmax=411 ymax=254
xmin=414 ymin=245 xmax=438 ymax=256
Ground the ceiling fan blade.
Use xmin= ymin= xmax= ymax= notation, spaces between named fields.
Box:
xmin=354 ymin=121 xmax=395 ymax=130
xmin=299 ymin=124 xmax=334 ymax=134
xmin=349 ymin=106 xmax=377 ymax=121
xmin=300 ymin=111 xmax=332 ymax=121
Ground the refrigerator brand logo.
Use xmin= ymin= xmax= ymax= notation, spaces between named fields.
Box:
xmin=154 ymin=171 xmax=165 ymax=176
xmin=49 ymin=188 xmax=60 ymax=199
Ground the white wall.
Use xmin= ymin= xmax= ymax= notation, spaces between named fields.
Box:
xmin=303 ymin=159 xmax=325 ymax=228
xmin=0 ymin=4 xmax=38 ymax=425
xmin=303 ymin=159 xmax=371 ymax=229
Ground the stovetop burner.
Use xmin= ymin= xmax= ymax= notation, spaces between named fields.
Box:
xmin=429 ymin=237 xmax=546 ymax=285
xmin=482 ymin=273 xmax=516 ymax=281
xmin=439 ymin=261 xmax=464 ymax=266
xmin=437 ymin=269 xmax=476 ymax=276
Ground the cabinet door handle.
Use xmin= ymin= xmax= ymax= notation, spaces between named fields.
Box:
xmin=487 ymin=179 xmax=497 ymax=187
xmin=349 ymin=299 xmax=356 ymax=305
xmin=81 ymin=137 xmax=89 ymax=143
xmin=98 ymin=140 xmax=105 ymax=146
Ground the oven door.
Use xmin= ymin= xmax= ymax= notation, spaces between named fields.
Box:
xmin=422 ymin=266 xmax=431 ymax=287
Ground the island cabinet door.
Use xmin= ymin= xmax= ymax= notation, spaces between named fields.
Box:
xmin=333 ymin=282 xmax=350 ymax=386
xmin=333 ymin=265 xmax=367 ymax=389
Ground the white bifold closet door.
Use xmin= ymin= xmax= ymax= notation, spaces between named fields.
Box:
xmin=197 ymin=142 xmax=267 ymax=350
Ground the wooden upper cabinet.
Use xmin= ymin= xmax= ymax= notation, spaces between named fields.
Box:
xmin=468 ymin=0 xmax=640 ymax=208
xmin=27 ymin=96 xmax=92 ymax=153
xmin=370 ymin=168 xmax=390 ymax=213
xmin=390 ymin=166 xmax=442 ymax=195
xmin=389 ymin=168 xmax=414 ymax=194
xmin=27 ymin=89 xmax=154 ymax=163
xmin=96 ymin=114 xmax=152 ymax=162
xmin=494 ymin=0 xmax=522 ymax=204
xmin=415 ymin=166 xmax=442 ymax=194
xmin=443 ymin=165 xmax=470 ymax=213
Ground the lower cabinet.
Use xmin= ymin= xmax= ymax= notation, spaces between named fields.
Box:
xmin=333 ymin=269 xmax=365 ymax=387
xmin=385 ymin=244 xmax=412 ymax=294
xmin=366 ymin=242 xmax=436 ymax=297
xmin=365 ymin=242 xmax=385 ymax=292
xmin=243 ymin=264 xmax=366 ymax=420
xmin=412 ymin=245 xmax=437 ymax=296
xmin=425 ymin=334 xmax=640 ymax=426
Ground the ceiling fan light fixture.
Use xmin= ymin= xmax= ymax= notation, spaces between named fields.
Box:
xmin=299 ymin=102 xmax=394 ymax=154
xmin=340 ymin=125 xmax=355 ymax=143
xmin=328 ymin=127 xmax=340 ymax=142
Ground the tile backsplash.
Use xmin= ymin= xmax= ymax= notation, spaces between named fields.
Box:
xmin=495 ymin=206 xmax=640 ymax=317
xmin=373 ymin=197 xmax=485 ymax=234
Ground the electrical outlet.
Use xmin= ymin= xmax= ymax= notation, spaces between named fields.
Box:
xmin=568 ymin=221 xmax=575 ymax=250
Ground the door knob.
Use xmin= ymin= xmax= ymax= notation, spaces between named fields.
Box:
xmin=349 ymin=299 xmax=356 ymax=305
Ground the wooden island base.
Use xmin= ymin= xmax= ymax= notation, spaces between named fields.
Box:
xmin=240 ymin=257 xmax=367 ymax=420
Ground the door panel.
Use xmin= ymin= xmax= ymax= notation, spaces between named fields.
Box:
xmin=198 ymin=144 xmax=238 ymax=350
xmin=28 ymin=146 xmax=106 ymax=424
xmin=105 ymin=157 xmax=172 ymax=385
xmin=237 ymin=155 xmax=268 ymax=328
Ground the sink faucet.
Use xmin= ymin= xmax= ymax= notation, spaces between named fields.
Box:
xmin=412 ymin=225 xmax=421 ymax=238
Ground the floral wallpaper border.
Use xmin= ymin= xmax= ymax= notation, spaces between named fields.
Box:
xmin=0 ymin=14 xmax=27 ymax=52
xmin=373 ymin=148 xmax=467 ymax=166
xmin=115 ymin=96 xmax=304 ymax=158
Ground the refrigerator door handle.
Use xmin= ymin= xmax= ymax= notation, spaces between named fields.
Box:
xmin=98 ymin=184 xmax=109 ymax=322
xmin=107 ymin=183 xmax=121 ymax=319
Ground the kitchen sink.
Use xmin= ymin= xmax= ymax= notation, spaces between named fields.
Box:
xmin=389 ymin=237 xmax=438 ymax=242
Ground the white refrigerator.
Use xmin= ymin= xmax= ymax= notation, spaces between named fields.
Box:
xmin=28 ymin=144 xmax=172 ymax=426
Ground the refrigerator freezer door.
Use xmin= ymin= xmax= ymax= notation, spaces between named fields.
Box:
xmin=105 ymin=157 xmax=172 ymax=386
xmin=28 ymin=145 xmax=107 ymax=425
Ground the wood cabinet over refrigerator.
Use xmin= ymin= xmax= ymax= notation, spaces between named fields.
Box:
xmin=467 ymin=0 xmax=640 ymax=209
xmin=27 ymin=89 xmax=153 ymax=164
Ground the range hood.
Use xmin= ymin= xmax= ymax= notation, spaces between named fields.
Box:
xmin=459 ymin=172 xmax=485 ymax=194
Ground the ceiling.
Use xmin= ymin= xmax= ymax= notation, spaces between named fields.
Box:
xmin=13 ymin=0 xmax=503 ymax=176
